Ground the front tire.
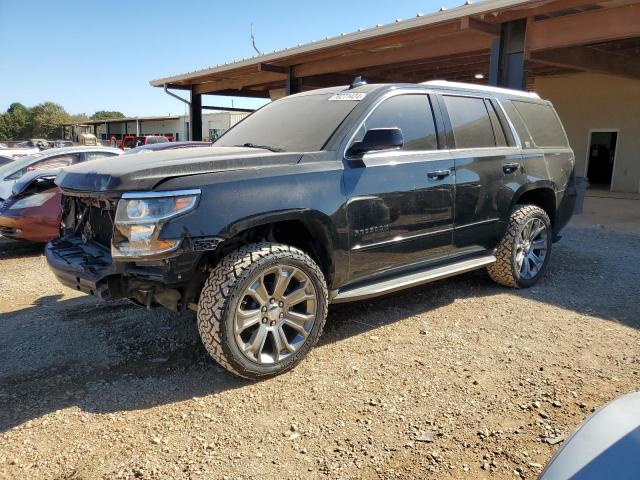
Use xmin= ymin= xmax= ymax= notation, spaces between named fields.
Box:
xmin=197 ymin=243 xmax=328 ymax=380
xmin=487 ymin=205 xmax=552 ymax=288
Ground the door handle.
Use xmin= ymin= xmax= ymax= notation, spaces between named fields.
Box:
xmin=427 ymin=169 xmax=451 ymax=179
xmin=502 ymin=162 xmax=520 ymax=174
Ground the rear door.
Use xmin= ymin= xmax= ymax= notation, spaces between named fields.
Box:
xmin=344 ymin=92 xmax=455 ymax=282
xmin=437 ymin=93 xmax=524 ymax=255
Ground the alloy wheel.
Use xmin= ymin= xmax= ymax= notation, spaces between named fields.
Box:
xmin=515 ymin=217 xmax=548 ymax=280
xmin=234 ymin=265 xmax=317 ymax=365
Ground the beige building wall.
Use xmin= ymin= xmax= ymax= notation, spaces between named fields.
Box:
xmin=535 ymin=72 xmax=640 ymax=193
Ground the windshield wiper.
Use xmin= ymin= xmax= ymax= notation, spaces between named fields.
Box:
xmin=234 ymin=142 xmax=284 ymax=153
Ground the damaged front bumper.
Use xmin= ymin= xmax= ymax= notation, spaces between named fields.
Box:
xmin=45 ymin=235 xmax=205 ymax=309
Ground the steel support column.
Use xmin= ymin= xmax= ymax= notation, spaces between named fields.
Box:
xmin=286 ymin=68 xmax=300 ymax=95
xmin=489 ymin=19 xmax=527 ymax=90
xmin=190 ymin=86 xmax=203 ymax=141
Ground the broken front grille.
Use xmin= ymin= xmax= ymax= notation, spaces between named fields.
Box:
xmin=62 ymin=195 xmax=117 ymax=248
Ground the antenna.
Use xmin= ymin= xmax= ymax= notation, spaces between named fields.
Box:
xmin=251 ymin=24 xmax=262 ymax=56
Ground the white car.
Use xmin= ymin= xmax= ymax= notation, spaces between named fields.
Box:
xmin=0 ymin=147 xmax=40 ymax=159
xmin=0 ymin=146 xmax=122 ymax=201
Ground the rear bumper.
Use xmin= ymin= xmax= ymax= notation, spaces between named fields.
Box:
xmin=554 ymin=187 xmax=576 ymax=235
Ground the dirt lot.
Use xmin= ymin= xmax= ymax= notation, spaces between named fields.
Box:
xmin=1 ymin=197 xmax=639 ymax=480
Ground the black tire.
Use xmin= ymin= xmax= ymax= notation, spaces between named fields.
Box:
xmin=197 ymin=242 xmax=328 ymax=380
xmin=487 ymin=205 xmax=552 ymax=288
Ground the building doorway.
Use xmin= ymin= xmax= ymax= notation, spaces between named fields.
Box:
xmin=586 ymin=130 xmax=618 ymax=190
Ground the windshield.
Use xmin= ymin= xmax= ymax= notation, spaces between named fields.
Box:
xmin=0 ymin=153 xmax=44 ymax=180
xmin=214 ymin=93 xmax=361 ymax=152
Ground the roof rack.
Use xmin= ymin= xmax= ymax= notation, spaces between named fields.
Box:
xmin=422 ymin=80 xmax=540 ymax=99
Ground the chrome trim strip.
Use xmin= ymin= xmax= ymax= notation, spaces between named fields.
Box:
xmin=332 ymin=254 xmax=496 ymax=303
xmin=352 ymin=226 xmax=453 ymax=251
xmin=121 ymin=189 xmax=202 ymax=199
xmin=455 ymin=218 xmax=500 ymax=230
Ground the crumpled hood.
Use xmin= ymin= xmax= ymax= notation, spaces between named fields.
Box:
xmin=12 ymin=170 xmax=59 ymax=197
xmin=55 ymin=146 xmax=302 ymax=194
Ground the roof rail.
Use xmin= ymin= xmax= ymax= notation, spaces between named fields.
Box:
xmin=422 ymin=80 xmax=540 ymax=99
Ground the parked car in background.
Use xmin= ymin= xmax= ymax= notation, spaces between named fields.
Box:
xmin=0 ymin=146 xmax=121 ymax=242
xmin=118 ymin=135 xmax=172 ymax=150
xmin=15 ymin=138 xmax=50 ymax=149
xmin=54 ymin=140 xmax=74 ymax=148
xmin=0 ymin=146 xmax=121 ymax=201
xmin=46 ymin=81 xmax=575 ymax=379
xmin=122 ymin=141 xmax=211 ymax=155
xmin=77 ymin=133 xmax=101 ymax=146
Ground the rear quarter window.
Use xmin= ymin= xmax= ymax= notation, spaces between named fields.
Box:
xmin=511 ymin=101 xmax=569 ymax=148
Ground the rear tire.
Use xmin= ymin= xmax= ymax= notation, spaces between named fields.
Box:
xmin=487 ymin=205 xmax=552 ymax=288
xmin=197 ymin=242 xmax=328 ymax=380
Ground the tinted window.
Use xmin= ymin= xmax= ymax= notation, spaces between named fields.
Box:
xmin=215 ymin=94 xmax=361 ymax=152
xmin=512 ymin=101 xmax=568 ymax=147
xmin=484 ymin=99 xmax=508 ymax=147
xmin=352 ymin=94 xmax=438 ymax=151
xmin=444 ymin=96 xmax=496 ymax=149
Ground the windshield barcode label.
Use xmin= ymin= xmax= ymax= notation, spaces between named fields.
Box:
xmin=328 ymin=93 xmax=367 ymax=101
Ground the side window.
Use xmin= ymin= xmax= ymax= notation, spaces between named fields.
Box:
xmin=484 ymin=99 xmax=508 ymax=147
xmin=83 ymin=152 xmax=118 ymax=162
xmin=351 ymin=94 xmax=438 ymax=152
xmin=443 ymin=95 xmax=496 ymax=149
xmin=512 ymin=101 xmax=569 ymax=148
xmin=501 ymin=100 xmax=533 ymax=148
xmin=30 ymin=154 xmax=80 ymax=171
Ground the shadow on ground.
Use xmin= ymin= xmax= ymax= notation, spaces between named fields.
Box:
xmin=0 ymin=226 xmax=638 ymax=432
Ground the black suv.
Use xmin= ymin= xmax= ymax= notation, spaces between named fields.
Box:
xmin=47 ymin=81 xmax=576 ymax=379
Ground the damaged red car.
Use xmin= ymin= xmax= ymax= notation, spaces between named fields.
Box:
xmin=0 ymin=172 xmax=62 ymax=242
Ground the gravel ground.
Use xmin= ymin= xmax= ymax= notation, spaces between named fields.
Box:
xmin=0 ymin=203 xmax=639 ymax=480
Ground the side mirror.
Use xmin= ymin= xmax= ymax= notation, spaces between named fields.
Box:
xmin=348 ymin=128 xmax=403 ymax=156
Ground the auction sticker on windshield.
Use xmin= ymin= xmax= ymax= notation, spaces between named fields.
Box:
xmin=328 ymin=92 xmax=367 ymax=101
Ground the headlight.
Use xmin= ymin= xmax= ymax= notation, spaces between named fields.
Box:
xmin=112 ymin=189 xmax=200 ymax=258
xmin=8 ymin=191 xmax=56 ymax=210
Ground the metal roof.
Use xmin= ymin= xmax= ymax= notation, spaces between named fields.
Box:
xmin=150 ymin=0 xmax=531 ymax=87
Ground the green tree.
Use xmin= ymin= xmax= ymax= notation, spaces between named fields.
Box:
xmin=0 ymin=114 xmax=9 ymax=141
xmin=91 ymin=110 xmax=125 ymax=121
xmin=3 ymin=103 xmax=32 ymax=139
xmin=30 ymin=102 xmax=70 ymax=139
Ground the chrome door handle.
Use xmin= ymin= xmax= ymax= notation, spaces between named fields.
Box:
xmin=427 ymin=169 xmax=451 ymax=179
xmin=503 ymin=163 xmax=520 ymax=174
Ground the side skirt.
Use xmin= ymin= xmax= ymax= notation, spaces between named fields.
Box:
xmin=330 ymin=254 xmax=496 ymax=303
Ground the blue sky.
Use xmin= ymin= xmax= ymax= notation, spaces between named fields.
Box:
xmin=0 ymin=0 xmax=464 ymax=116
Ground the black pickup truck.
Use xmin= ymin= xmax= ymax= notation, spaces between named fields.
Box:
xmin=47 ymin=80 xmax=576 ymax=379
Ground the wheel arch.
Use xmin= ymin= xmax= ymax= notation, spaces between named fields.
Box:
xmin=512 ymin=182 xmax=557 ymax=227
xmin=212 ymin=209 xmax=339 ymax=287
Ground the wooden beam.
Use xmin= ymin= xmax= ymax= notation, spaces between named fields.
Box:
xmin=258 ymin=63 xmax=289 ymax=74
xmin=293 ymin=31 xmax=493 ymax=77
xmin=460 ymin=17 xmax=499 ymax=36
xmin=529 ymin=46 xmax=640 ymax=79
xmin=194 ymin=71 xmax=286 ymax=94
xmin=527 ymin=4 xmax=640 ymax=52
xmin=491 ymin=0 xmax=598 ymax=23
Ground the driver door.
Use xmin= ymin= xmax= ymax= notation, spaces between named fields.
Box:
xmin=343 ymin=93 xmax=455 ymax=282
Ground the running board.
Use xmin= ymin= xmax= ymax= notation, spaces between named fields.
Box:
xmin=331 ymin=255 xmax=496 ymax=303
